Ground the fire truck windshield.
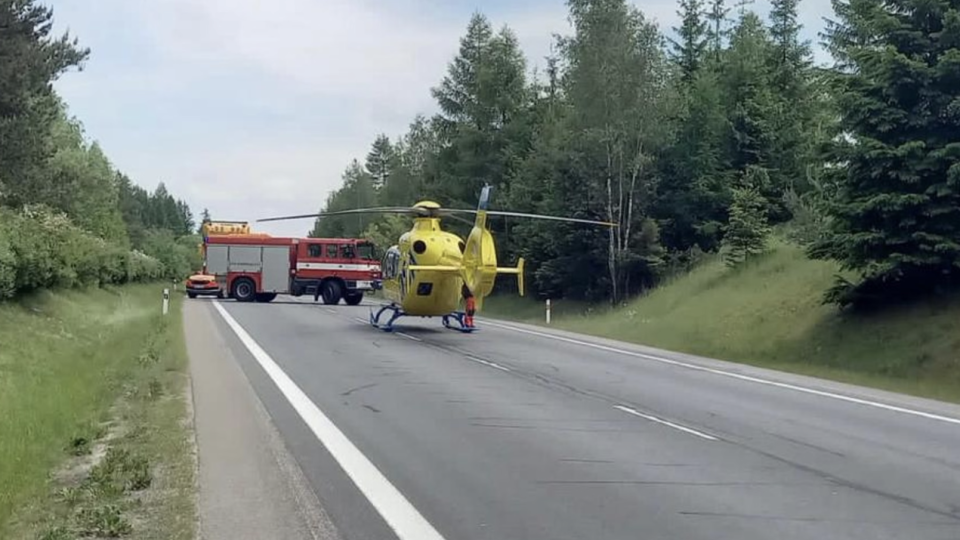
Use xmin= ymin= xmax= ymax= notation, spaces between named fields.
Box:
xmin=357 ymin=242 xmax=377 ymax=260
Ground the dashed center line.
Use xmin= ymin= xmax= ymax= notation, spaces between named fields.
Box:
xmin=465 ymin=355 xmax=511 ymax=373
xmin=613 ymin=405 xmax=718 ymax=441
xmin=482 ymin=320 xmax=960 ymax=428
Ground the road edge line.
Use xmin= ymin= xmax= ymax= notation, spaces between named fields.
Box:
xmin=211 ymin=301 xmax=447 ymax=540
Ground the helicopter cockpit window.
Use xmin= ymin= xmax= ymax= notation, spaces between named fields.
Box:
xmin=307 ymin=244 xmax=322 ymax=258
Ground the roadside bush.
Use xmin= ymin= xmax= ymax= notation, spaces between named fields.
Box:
xmin=0 ymin=205 xmax=163 ymax=298
xmin=0 ymin=222 xmax=16 ymax=299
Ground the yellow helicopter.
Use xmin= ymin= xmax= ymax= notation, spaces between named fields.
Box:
xmin=257 ymin=184 xmax=615 ymax=332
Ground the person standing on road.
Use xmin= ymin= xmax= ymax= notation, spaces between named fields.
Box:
xmin=461 ymin=283 xmax=476 ymax=328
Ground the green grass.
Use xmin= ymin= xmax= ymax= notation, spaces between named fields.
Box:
xmin=484 ymin=239 xmax=960 ymax=403
xmin=0 ymin=284 xmax=196 ymax=539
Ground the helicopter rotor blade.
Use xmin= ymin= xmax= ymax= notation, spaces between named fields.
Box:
xmin=444 ymin=208 xmax=618 ymax=227
xmin=256 ymin=206 xmax=422 ymax=223
xmin=443 ymin=212 xmax=475 ymax=226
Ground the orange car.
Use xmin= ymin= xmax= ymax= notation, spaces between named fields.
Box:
xmin=185 ymin=273 xmax=223 ymax=299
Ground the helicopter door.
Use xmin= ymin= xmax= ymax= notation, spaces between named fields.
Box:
xmin=382 ymin=248 xmax=400 ymax=279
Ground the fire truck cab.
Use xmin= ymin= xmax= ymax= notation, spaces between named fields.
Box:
xmin=202 ymin=235 xmax=381 ymax=305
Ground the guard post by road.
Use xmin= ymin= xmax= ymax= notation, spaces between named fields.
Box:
xmin=162 ymin=288 xmax=170 ymax=316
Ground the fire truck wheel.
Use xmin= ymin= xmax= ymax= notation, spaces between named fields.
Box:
xmin=344 ymin=291 xmax=363 ymax=306
xmin=320 ymin=280 xmax=343 ymax=305
xmin=255 ymin=293 xmax=277 ymax=303
xmin=187 ymin=292 xmax=197 ymax=299
xmin=232 ymin=278 xmax=257 ymax=302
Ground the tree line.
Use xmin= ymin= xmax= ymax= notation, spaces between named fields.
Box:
xmin=313 ymin=0 xmax=960 ymax=310
xmin=0 ymin=0 xmax=200 ymax=299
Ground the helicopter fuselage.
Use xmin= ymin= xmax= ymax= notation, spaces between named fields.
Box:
xmin=380 ymin=216 xmax=467 ymax=317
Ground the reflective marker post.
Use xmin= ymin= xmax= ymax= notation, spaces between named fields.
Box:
xmin=546 ymin=299 xmax=551 ymax=325
xmin=162 ymin=288 xmax=170 ymax=316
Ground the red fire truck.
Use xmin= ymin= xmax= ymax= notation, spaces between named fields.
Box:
xmin=197 ymin=234 xmax=382 ymax=305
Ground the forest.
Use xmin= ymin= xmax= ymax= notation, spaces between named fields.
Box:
xmin=312 ymin=0 xmax=960 ymax=309
xmin=0 ymin=0 xmax=200 ymax=299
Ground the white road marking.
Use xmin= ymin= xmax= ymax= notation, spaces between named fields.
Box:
xmin=212 ymin=302 xmax=446 ymax=540
xmin=325 ymin=308 xmax=336 ymax=314
xmin=614 ymin=405 xmax=718 ymax=441
xmin=465 ymin=355 xmax=511 ymax=373
xmin=396 ymin=332 xmax=422 ymax=342
xmin=482 ymin=320 xmax=960 ymax=427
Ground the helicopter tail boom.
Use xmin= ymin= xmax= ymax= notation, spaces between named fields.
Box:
xmin=406 ymin=265 xmax=461 ymax=273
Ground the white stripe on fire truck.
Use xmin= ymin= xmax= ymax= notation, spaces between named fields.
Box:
xmin=296 ymin=262 xmax=379 ymax=271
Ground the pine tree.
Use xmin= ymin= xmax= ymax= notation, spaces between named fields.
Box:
xmin=431 ymin=13 xmax=494 ymax=128
xmin=197 ymin=208 xmax=211 ymax=234
xmin=809 ymin=0 xmax=960 ymax=307
xmin=429 ymin=14 xmax=529 ymax=206
xmin=656 ymin=68 xmax=731 ymax=252
xmin=704 ymin=0 xmax=730 ymax=64
xmin=365 ymin=134 xmax=394 ymax=190
xmin=766 ymin=0 xmax=816 ymax=200
xmin=722 ymin=12 xmax=777 ymax=200
xmin=670 ymin=0 xmax=709 ymax=81
xmin=722 ymin=165 xmax=770 ymax=266
xmin=768 ymin=0 xmax=806 ymax=71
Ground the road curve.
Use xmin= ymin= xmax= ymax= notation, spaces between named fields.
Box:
xmin=201 ymin=297 xmax=960 ymax=540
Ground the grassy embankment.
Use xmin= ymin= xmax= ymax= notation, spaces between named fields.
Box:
xmin=0 ymin=284 xmax=196 ymax=539
xmin=483 ymin=239 xmax=960 ymax=404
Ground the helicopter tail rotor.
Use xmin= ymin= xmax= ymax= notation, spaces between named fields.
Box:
xmin=458 ymin=185 xmax=527 ymax=312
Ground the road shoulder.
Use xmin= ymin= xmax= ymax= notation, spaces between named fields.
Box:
xmin=184 ymin=299 xmax=340 ymax=540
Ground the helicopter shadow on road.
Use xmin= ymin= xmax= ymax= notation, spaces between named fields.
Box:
xmin=376 ymin=324 xmax=448 ymax=337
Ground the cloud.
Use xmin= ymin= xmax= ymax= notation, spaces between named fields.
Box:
xmin=49 ymin=0 xmax=837 ymax=238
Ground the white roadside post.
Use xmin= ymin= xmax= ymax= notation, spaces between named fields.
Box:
xmin=546 ymin=298 xmax=551 ymax=325
xmin=162 ymin=288 xmax=170 ymax=316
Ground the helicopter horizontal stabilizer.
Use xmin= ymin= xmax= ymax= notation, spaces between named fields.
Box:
xmin=495 ymin=257 xmax=525 ymax=297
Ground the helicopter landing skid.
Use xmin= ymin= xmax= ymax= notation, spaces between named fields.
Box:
xmin=442 ymin=311 xmax=477 ymax=333
xmin=370 ymin=304 xmax=405 ymax=332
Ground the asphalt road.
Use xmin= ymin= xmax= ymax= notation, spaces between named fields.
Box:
xmin=201 ymin=297 xmax=960 ymax=540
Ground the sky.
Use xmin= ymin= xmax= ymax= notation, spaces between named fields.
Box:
xmin=49 ymin=0 xmax=837 ymax=238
